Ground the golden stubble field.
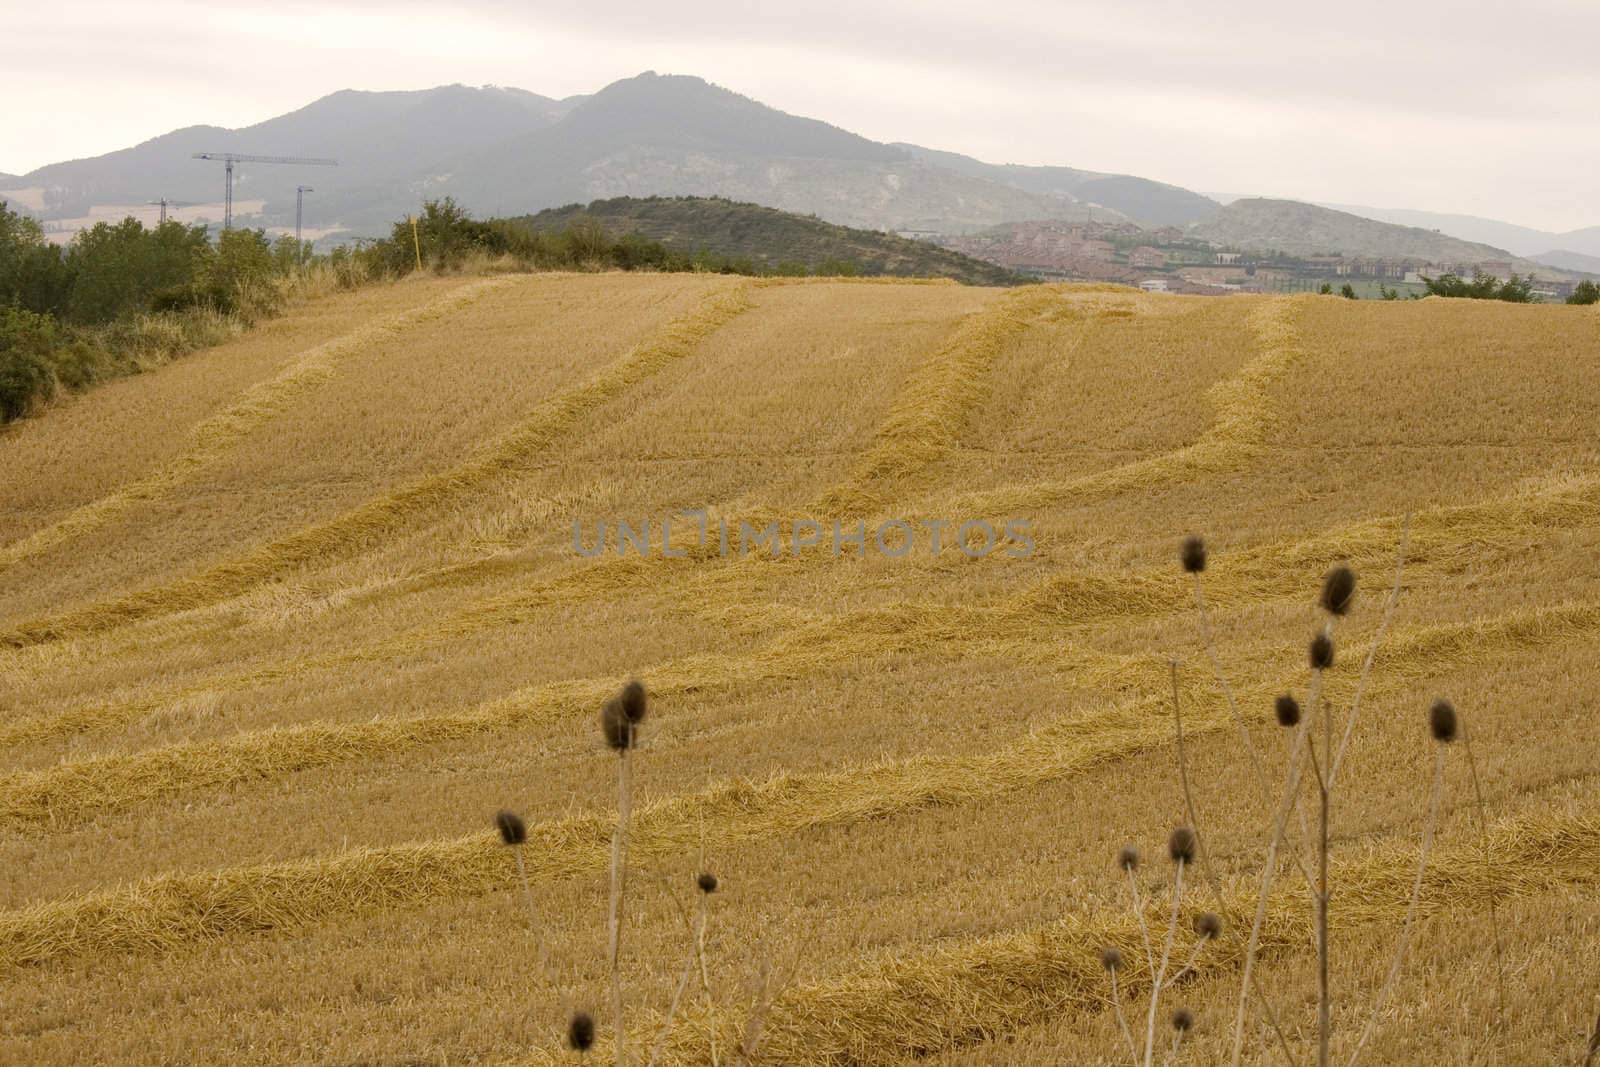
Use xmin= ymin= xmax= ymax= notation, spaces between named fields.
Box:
xmin=0 ymin=271 xmax=1597 ymax=1065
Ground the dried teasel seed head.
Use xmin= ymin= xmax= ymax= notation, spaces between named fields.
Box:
xmin=1168 ymin=826 xmax=1197 ymax=865
xmin=697 ymin=872 xmax=719 ymax=894
xmin=618 ymin=678 xmax=648 ymax=724
xmin=567 ymin=1011 xmax=595 ymax=1052
xmin=1100 ymin=946 xmax=1123 ymax=972
xmin=1320 ymin=564 xmax=1357 ymax=617
xmin=1194 ymin=911 xmax=1222 ymax=939
xmin=1309 ymin=633 xmax=1335 ymax=670
xmin=1275 ymin=693 xmax=1301 ymax=727
xmin=1180 ymin=534 xmax=1207 ymax=574
xmin=494 ymin=809 xmax=527 ymax=846
xmin=1429 ymin=698 xmax=1459 ymax=743
xmin=1171 ymin=1007 xmax=1195 ymax=1032
xmin=1117 ymin=845 xmax=1140 ymax=871
xmin=600 ymin=696 xmax=633 ymax=750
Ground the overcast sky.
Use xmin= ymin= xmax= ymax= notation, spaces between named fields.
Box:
xmin=6 ymin=1 xmax=1597 ymax=232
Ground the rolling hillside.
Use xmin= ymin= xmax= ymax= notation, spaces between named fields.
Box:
xmin=512 ymin=196 xmax=1031 ymax=284
xmin=0 ymin=73 xmax=1204 ymax=240
xmin=1 ymin=276 xmax=1598 ymax=1063
xmin=1318 ymin=203 xmax=1600 ymax=262
xmin=1 ymin=85 xmax=569 ymax=226
xmin=1190 ymin=198 xmax=1535 ymax=264
xmin=899 ymin=144 xmax=1221 ymax=227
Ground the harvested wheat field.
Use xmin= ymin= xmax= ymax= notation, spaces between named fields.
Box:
xmin=2 ymin=271 xmax=1598 ymax=1065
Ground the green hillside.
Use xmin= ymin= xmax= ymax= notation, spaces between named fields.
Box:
xmin=511 ymin=196 xmax=1031 ymax=285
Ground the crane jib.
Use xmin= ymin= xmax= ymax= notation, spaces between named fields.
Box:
xmin=190 ymin=153 xmax=339 ymax=231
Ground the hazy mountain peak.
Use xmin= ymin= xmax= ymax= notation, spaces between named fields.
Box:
xmin=1190 ymin=197 xmax=1538 ymax=264
xmin=564 ymin=71 xmax=906 ymax=163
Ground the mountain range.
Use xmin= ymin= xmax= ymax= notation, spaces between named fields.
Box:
xmin=1191 ymin=199 xmax=1549 ymax=267
xmin=1310 ymin=203 xmax=1600 ymax=264
xmin=2 ymin=72 xmax=1592 ymax=273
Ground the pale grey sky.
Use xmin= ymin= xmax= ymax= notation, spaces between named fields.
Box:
xmin=5 ymin=0 xmax=1597 ymax=231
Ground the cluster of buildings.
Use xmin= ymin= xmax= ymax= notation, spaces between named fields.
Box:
xmin=937 ymin=220 xmax=1585 ymax=299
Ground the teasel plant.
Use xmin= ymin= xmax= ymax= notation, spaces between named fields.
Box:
xmin=1177 ymin=526 xmax=1486 ymax=1065
xmin=602 ymin=678 xmax=649 ymax=1067
xmin=1101 ymin=827 xmax=1215 ymax=1067
xmin=494 ymin=808 xmax=547 ymax=975
xmin=648 ymin=870 xmax=721 ymax=1067
xmin=568 ymin=1010 xmax=596 ymax=1062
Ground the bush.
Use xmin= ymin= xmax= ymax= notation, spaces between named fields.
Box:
xmin=1568 ymin=280 xmax=1600 ymax=306
xmin=0 ymin=306 xmax=64 ymax=419
xmin=64 ymin=218 xmax=211 ymax=324
xmin=1423 ymin=270 xmax=1538 ymax=303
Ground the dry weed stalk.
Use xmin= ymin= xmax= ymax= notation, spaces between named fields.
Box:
xmin=602 ymin=678 xmax=648 ymax=1067
xmin=732 ymin=951 xmax=786 ymax=1067
xmin=1177 ymin=531 xmax=1467 ymax=1066
xmin=494 ymin=808 xmax=547 ymax=973
xmin=1166 ymin=1007 xmax=1195 ymax=1066
xmin=1102 ymin=947 xmax=1138 ymax=1061
xmin=1105 ymin=826 xmax=1209 ymax=1067
xmin=1343 ymin=701 xmax=1453 ymax=1067
xmin=1458 ymin=713 xmax=1507 ymax=1030
xmin=647 ymin=871 xmax=719 ymax=1067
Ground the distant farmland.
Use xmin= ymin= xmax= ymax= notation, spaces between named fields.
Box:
xmin=1 ymin=272 xmax=1597 ymax=1064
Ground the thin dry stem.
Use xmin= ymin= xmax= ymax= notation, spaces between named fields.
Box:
xmin=1459 ymin=717 xmax=1506 ymax=1029
xmin=647 ymin=896 xmax=707 ymax=1067
xmin=732 ymin=955 xmax=778 ymax=1067
xmin=1191 ymin=573 xmax=1270 ymax=795
xmin=1316 ymin=697 xmax=1331 ymax=1067
xmin=510 ymin=847 xmax=548 ymax=977
xmin=608 ymin=748 xmax=634 ymax=1067
xmin=1230 ymin=708 xmax=1314 ymax=1067
xmin=1329 ymin=517 xmax=1411 ymax=789
xmin=1110 ymin=965 xmax=1139 ymax=1066
xmin=1143 ymin=859 xmax=1186 ymax=1067
xmin=1344 ymin=743 xmax=1447 ymax=1067
xmin=1164 ymin=1026 xmax=1187 ymax=1067
xmin=1127 ymin=869 xmax=1158 ymax=979
xmin=699 ymin=911 xmax=719 ymax=1067
xmin=1167 ymin=660 xmax=1299 ymax=1067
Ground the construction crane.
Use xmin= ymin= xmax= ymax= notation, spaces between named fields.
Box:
xmin=191 ymin=153 xmax=337 ymax=230
xmin=295 ymin=186 xmax=314 ymax=263
xmin=147 ymin=198 xmax=195 ymax=225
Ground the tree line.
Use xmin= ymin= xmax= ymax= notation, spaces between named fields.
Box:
xmin=0 ymin=198 xmax=816 ymax=424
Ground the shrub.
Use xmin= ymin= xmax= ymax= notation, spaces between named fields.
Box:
xmin=1423 ymin=270 xmax=1538 ymax=303
xmin=1568 ymin=280 xmax=1600 ymax=306
xmin=0 ymin=306 xmax=65 ymax=419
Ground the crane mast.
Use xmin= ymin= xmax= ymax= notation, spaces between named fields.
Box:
xmin=191 ymin=152 xmax=337 ymax=230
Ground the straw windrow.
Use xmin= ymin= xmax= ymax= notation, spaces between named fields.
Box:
xmin=0 ymin=281 xmax=758 ymax=650
xmin=6 ymin=591 xmax=1599 ymax=833
xmin=951 ymin=293 xmax=1315 ymax=516
xmin=0 ymin=277 xmax=520 ymax=574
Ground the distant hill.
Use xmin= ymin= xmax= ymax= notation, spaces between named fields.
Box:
xmin=0 ymin=72 xmax=1197 ymax=241
xmin=512 ymin=196 xmax=1031 ymax=285
xmin=1311 ymin=203 xmax=1558 ymax=257
xmin=1316 ymin=203 xmax=1600 ymax=262
xmin=9 ymin=73 xmax=1588 ymax=251
xmin=2 ymin=85 xmax=569 ymax=229
xmin=1190 ymin=199 xmax=1546 ymax=266
xmin=433 ymin=74 xmax=1110 ymax=235
xmin=1531 ymin=249 xmax=1600 ymax=275
xmin=896 ymin=145 xmax=1219 ymax=227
